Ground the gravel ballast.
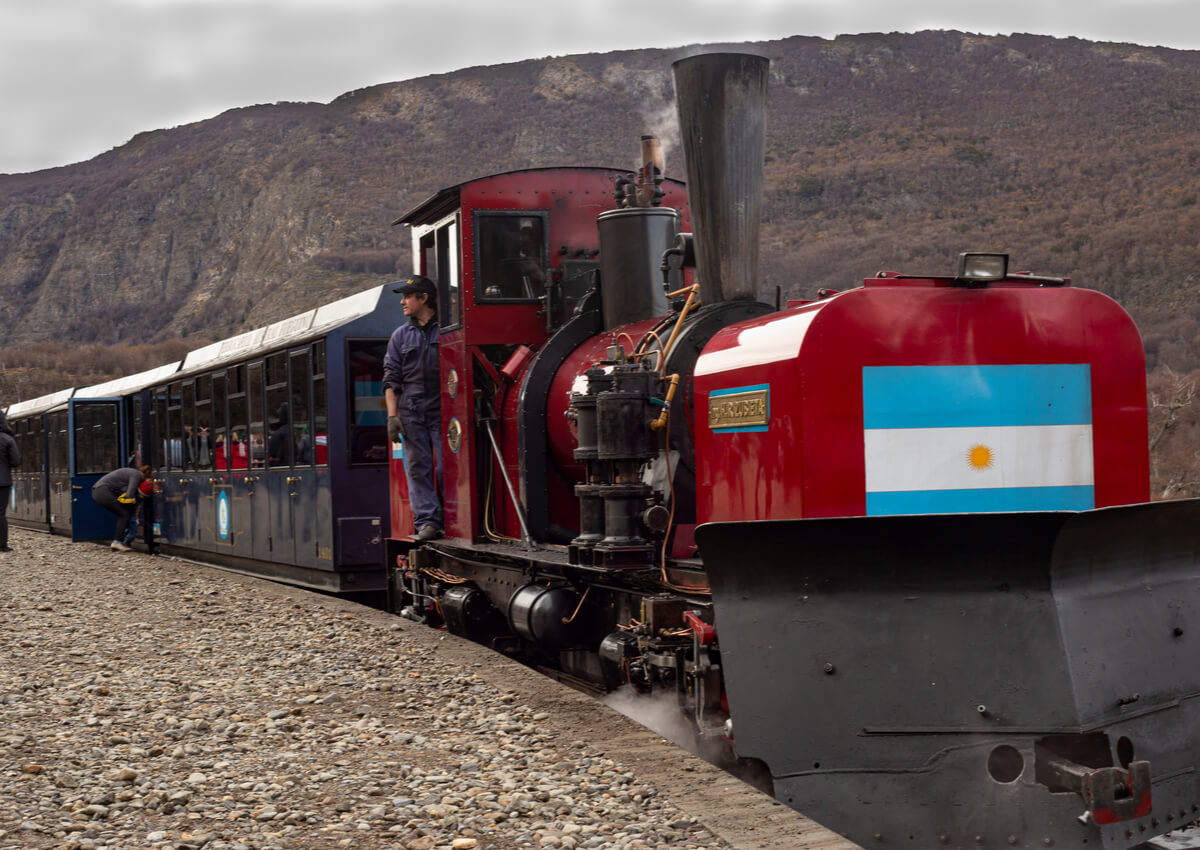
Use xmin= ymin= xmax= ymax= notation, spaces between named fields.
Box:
xmin=0 ymin=528 xmax=854 ymax=850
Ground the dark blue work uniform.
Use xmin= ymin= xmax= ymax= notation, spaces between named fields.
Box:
xmin=383 ymin=316 xmax=442 ymax=532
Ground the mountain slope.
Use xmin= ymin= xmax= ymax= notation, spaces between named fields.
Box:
xmin=2 ymin=31 xmax=1200 ymax=369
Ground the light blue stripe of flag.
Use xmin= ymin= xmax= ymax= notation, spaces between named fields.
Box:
xmin=862 ymin=364 xmax=1091 ymax=429
xmin=867 ymin=485 xmax=1094 ymax=515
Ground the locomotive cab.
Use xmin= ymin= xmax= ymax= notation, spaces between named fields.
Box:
xmin=389 ymin=166 xmax=691 ymax=546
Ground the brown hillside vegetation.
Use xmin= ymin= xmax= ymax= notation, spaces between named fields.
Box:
xmin=0 ymin=340 xmax=193 ymax=402
xmin=2 ymin=32 xmax=1200 ymax=367
xmin=1148 ymin=366 xmax=1200 ymax=499
xmin=2 ymin=31 xmax=1200 ymax=494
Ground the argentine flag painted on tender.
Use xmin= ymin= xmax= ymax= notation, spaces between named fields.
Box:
xmin=862 ymin=365 xmax=1094 ymax=515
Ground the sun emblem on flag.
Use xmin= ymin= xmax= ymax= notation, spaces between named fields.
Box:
xmin=967 ymin=443 xmax=995 ymax=470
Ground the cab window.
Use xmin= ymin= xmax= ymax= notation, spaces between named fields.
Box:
xmin=475 ymin=212 xmax=547 ymax=302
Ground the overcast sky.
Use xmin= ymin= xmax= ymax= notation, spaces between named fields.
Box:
xmin=3 ymin=0 xmax=1200 ymax=175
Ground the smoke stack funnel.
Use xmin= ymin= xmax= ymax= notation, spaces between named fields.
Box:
xmin=672 ymin=52 xmax=768 ymax=304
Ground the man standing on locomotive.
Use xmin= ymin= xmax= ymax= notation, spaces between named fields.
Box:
xmin=384 ymin=275 xmax=443 ymax=541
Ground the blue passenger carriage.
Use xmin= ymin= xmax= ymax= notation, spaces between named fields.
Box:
xmin=67 ymin=362 xmax=182 ymax=541
xmin=139 ymin=285 xmax=398 ymax=593
xmin=5 ymin=388 xmax=74 ymax=533
xmin=8 ymin=284 xmax=403 ymax=595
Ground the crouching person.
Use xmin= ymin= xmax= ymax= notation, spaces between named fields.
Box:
xmin=92 ymin=465 xmax=152 ymax=552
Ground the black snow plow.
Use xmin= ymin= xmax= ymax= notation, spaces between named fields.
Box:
xmin=696 ymin=499 xmax=1200 ymax=849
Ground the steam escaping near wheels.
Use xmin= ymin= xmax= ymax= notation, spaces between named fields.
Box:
xmin=599 ymin=685 xmax=774 ymax=796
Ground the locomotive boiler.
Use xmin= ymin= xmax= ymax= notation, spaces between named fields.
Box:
xmin=386 ymin=53 xmax=1200 ymax=849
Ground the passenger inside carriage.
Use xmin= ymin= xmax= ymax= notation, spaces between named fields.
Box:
xmin=295 ymin=425 xmax=312 ymax=465
xmin=231 ymin=432 xmax=248 ymax=468
xmin=213 ymin=432 xmax=249 ymax=471
xmin=267 ymin=403 xmax=290 ymax=465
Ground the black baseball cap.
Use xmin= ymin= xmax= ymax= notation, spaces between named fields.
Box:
xmin=392 ymin=275 xmax=436 ymax=296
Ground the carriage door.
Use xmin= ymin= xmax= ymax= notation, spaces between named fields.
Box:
xmin=69 ymin=398 xmax=126 ymax=541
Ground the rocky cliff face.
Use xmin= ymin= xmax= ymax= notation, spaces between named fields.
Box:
xmin=0 ymin=46 xmax=691 ymax=348
xmin=3 ymin=32 xmax=1200 ymax=369
xmin=1 ymin=100 xmax=395 ymax=346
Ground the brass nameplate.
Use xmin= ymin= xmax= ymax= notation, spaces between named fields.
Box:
xmin=709 ymin=389 xmax=769 ymax=429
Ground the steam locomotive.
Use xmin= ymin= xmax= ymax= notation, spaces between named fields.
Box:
xmin=5 ymin=50 xmax=1198 ymax=849
xmin=385 ymin=53 xmax=1200 ymax=849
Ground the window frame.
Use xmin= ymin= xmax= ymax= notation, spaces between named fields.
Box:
xmin=344 ymin=337 xmax=389 ymax=467
xmin=472 ymin=210 xmax=549 ymax=306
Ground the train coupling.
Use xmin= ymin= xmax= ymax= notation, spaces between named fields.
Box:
xmin=1040 ymin=750 xmax=1153 ymax=824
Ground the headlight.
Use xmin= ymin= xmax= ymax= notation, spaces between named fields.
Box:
xmin=955 ymin=252 xmax=1009 ymax=283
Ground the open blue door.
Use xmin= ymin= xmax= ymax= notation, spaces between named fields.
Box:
xmin=69 ymin=398 xmax=127 ymax=541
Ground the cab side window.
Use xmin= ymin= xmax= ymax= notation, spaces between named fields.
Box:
xmin=420 ymin=218 xmax=461 ymax=330
xmin=475 ymin=213 xmax=547 ymax=302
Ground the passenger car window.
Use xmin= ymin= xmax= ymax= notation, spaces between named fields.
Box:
xmin=73 ymin=403 xmax=119 ymax=475
xmin=212 ymin=373 xmax=228 ymax=471
xmin=312 ymin=340 xmax=327 ymax=467
xmin=290 ymin=349 xmax=312 ymax=466
xmin=248 ymin=362 xmax=266 ymax=468
xmin=226 ymin=366 xmax=249 ymax=471
xmin=152 ymin=387 xmax=168 ymax=471
xmin=348 ymin=339 xmax=387 ymax=465
xmin=265 ymin=353 xmax=290 ymax=468
xmin=195 ymin=375 xmax=212 ymax=471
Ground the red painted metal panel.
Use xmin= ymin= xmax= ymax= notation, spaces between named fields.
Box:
xmin=694 ymin=279 xmax=1150 ymax=524
xmin=439 ymin=330 xmax=472 ymax=539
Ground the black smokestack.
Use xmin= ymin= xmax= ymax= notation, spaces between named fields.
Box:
xmin=671 ymin=52 xmax=769 ymax=305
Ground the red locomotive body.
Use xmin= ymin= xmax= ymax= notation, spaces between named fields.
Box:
xmin=383 ymin=53 xmax=1200 ymax=850
xmin=694 ymin=276 xmax=1151 ymax=522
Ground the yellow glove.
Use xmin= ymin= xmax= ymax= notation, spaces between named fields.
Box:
xmin=117 ymin=494 xmax=136 ymax=505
